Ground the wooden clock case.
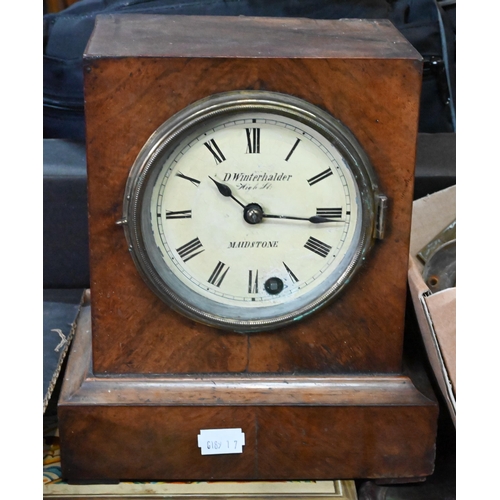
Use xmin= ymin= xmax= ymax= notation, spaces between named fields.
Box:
xmin=58 ymin=15 xmax=438 ymax=483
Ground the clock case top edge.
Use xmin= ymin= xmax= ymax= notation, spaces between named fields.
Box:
xmin=84 ymin=15 xmax=423 ymax=62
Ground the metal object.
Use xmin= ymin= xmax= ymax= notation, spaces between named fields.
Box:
xmin=374 ymin=194 xmax=388 ymax=240
xmin=417 ymin=218 xmax=456 ymax=264
xmin=422 ymin=239 xmax=456 ymax=292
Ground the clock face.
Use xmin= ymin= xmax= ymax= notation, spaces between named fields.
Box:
xmin=123 ymin=92 xmax=380 ymax=332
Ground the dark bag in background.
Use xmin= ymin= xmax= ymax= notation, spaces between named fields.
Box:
xmin=393 ymin=0 xmax=456 ymax=132
xmin=43 ymin=0 xmax=455 ymax=141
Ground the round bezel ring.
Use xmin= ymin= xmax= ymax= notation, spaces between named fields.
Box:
xmin=122 ymin=91 xmax=381 ymax=333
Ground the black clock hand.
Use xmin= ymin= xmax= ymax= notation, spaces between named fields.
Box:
xmin=209 ymin=176 xmax=246 ymax=209
xmin=208 ymin=178 xmax=343 ymax=224
xmin=262 ymin=214 xmax=343 ymax=224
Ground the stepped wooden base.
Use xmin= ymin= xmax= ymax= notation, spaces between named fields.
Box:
xmin=58 ymin=305 xmax=438 ymax=483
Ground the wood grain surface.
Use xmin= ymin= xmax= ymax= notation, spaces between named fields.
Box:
xmin=59 ymin=305 xmax=437 ymax=482
xmin=59 ymin=15 xmax=435 ymax=484
xmin=86 ymin=15 xmax=421 ymax=60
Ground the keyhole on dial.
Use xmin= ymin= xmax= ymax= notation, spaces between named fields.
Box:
xmin=264 ymin=277 xmax=284 ymax=295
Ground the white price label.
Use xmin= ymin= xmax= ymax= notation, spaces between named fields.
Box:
xmin=197 ymin=428 xmax=245 ymax=455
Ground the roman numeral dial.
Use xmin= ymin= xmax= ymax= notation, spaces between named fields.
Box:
xmin=248 ymin=270 xmax=259 ymax=293
xmin=307 ymin=168 xmax=333 ymax=186
xmin=283 ymin=262 xmax=299 ymax=283
xmin=144 ymin=98 xmax=367 ymax=324
xmin=204 ymin=139 xmax=226 ymax=164
xmin=208 ymin=261 xmax=230 ymax=287
xmin=285 ymin=138 xmax=300 ymax=161
xmin=316 ymin=208 xmax=343 ymax=219
xmin=175 ymin=172 xmax=200 ymax=187
xmin=165 ymin=209 xmax=192 ymax=219
xmin=176 ymin=237 xmax=204 ymax=262
xmin=158 ymin=118 xmax=352 ymax=303
xmin=246 ymin=127 xmax=260 ymax=154
xmin=304 ymin=237 xmax=332 ymax=258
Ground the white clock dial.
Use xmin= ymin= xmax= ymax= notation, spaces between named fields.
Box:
xmin=123 ymin=92 xmax=381 ymax=332
xmin=150 ymin=113 xmax=358 ymax=307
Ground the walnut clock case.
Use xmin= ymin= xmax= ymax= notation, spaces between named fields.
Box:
xmin=58 ymin=15 xmax=438 ymax=483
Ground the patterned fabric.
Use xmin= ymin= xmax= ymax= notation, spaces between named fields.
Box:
xmin=43 ymin=416 xmax=62 ymax=485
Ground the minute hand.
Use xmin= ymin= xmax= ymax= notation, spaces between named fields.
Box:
xmin=262 ymin=214 xmax=342 ymax=224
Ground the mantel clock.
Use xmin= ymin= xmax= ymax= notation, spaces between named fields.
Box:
xmin=58 ymin=14 xmax=437 ymax=483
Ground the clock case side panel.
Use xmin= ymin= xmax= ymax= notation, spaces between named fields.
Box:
xmin=246 ymin=56 xmax=423 ymax=374
xmin=84 ymin=53 xmax=422 ymax=375
xmin=83 ymin=56 xmax=252 ymax=376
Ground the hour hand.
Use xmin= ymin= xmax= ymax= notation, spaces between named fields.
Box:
xmin=209 ymin=176 xmax=246 ymax=209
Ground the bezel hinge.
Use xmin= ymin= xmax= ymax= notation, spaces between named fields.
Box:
xmin=374 ymin=194 xmax=388 ymax=240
